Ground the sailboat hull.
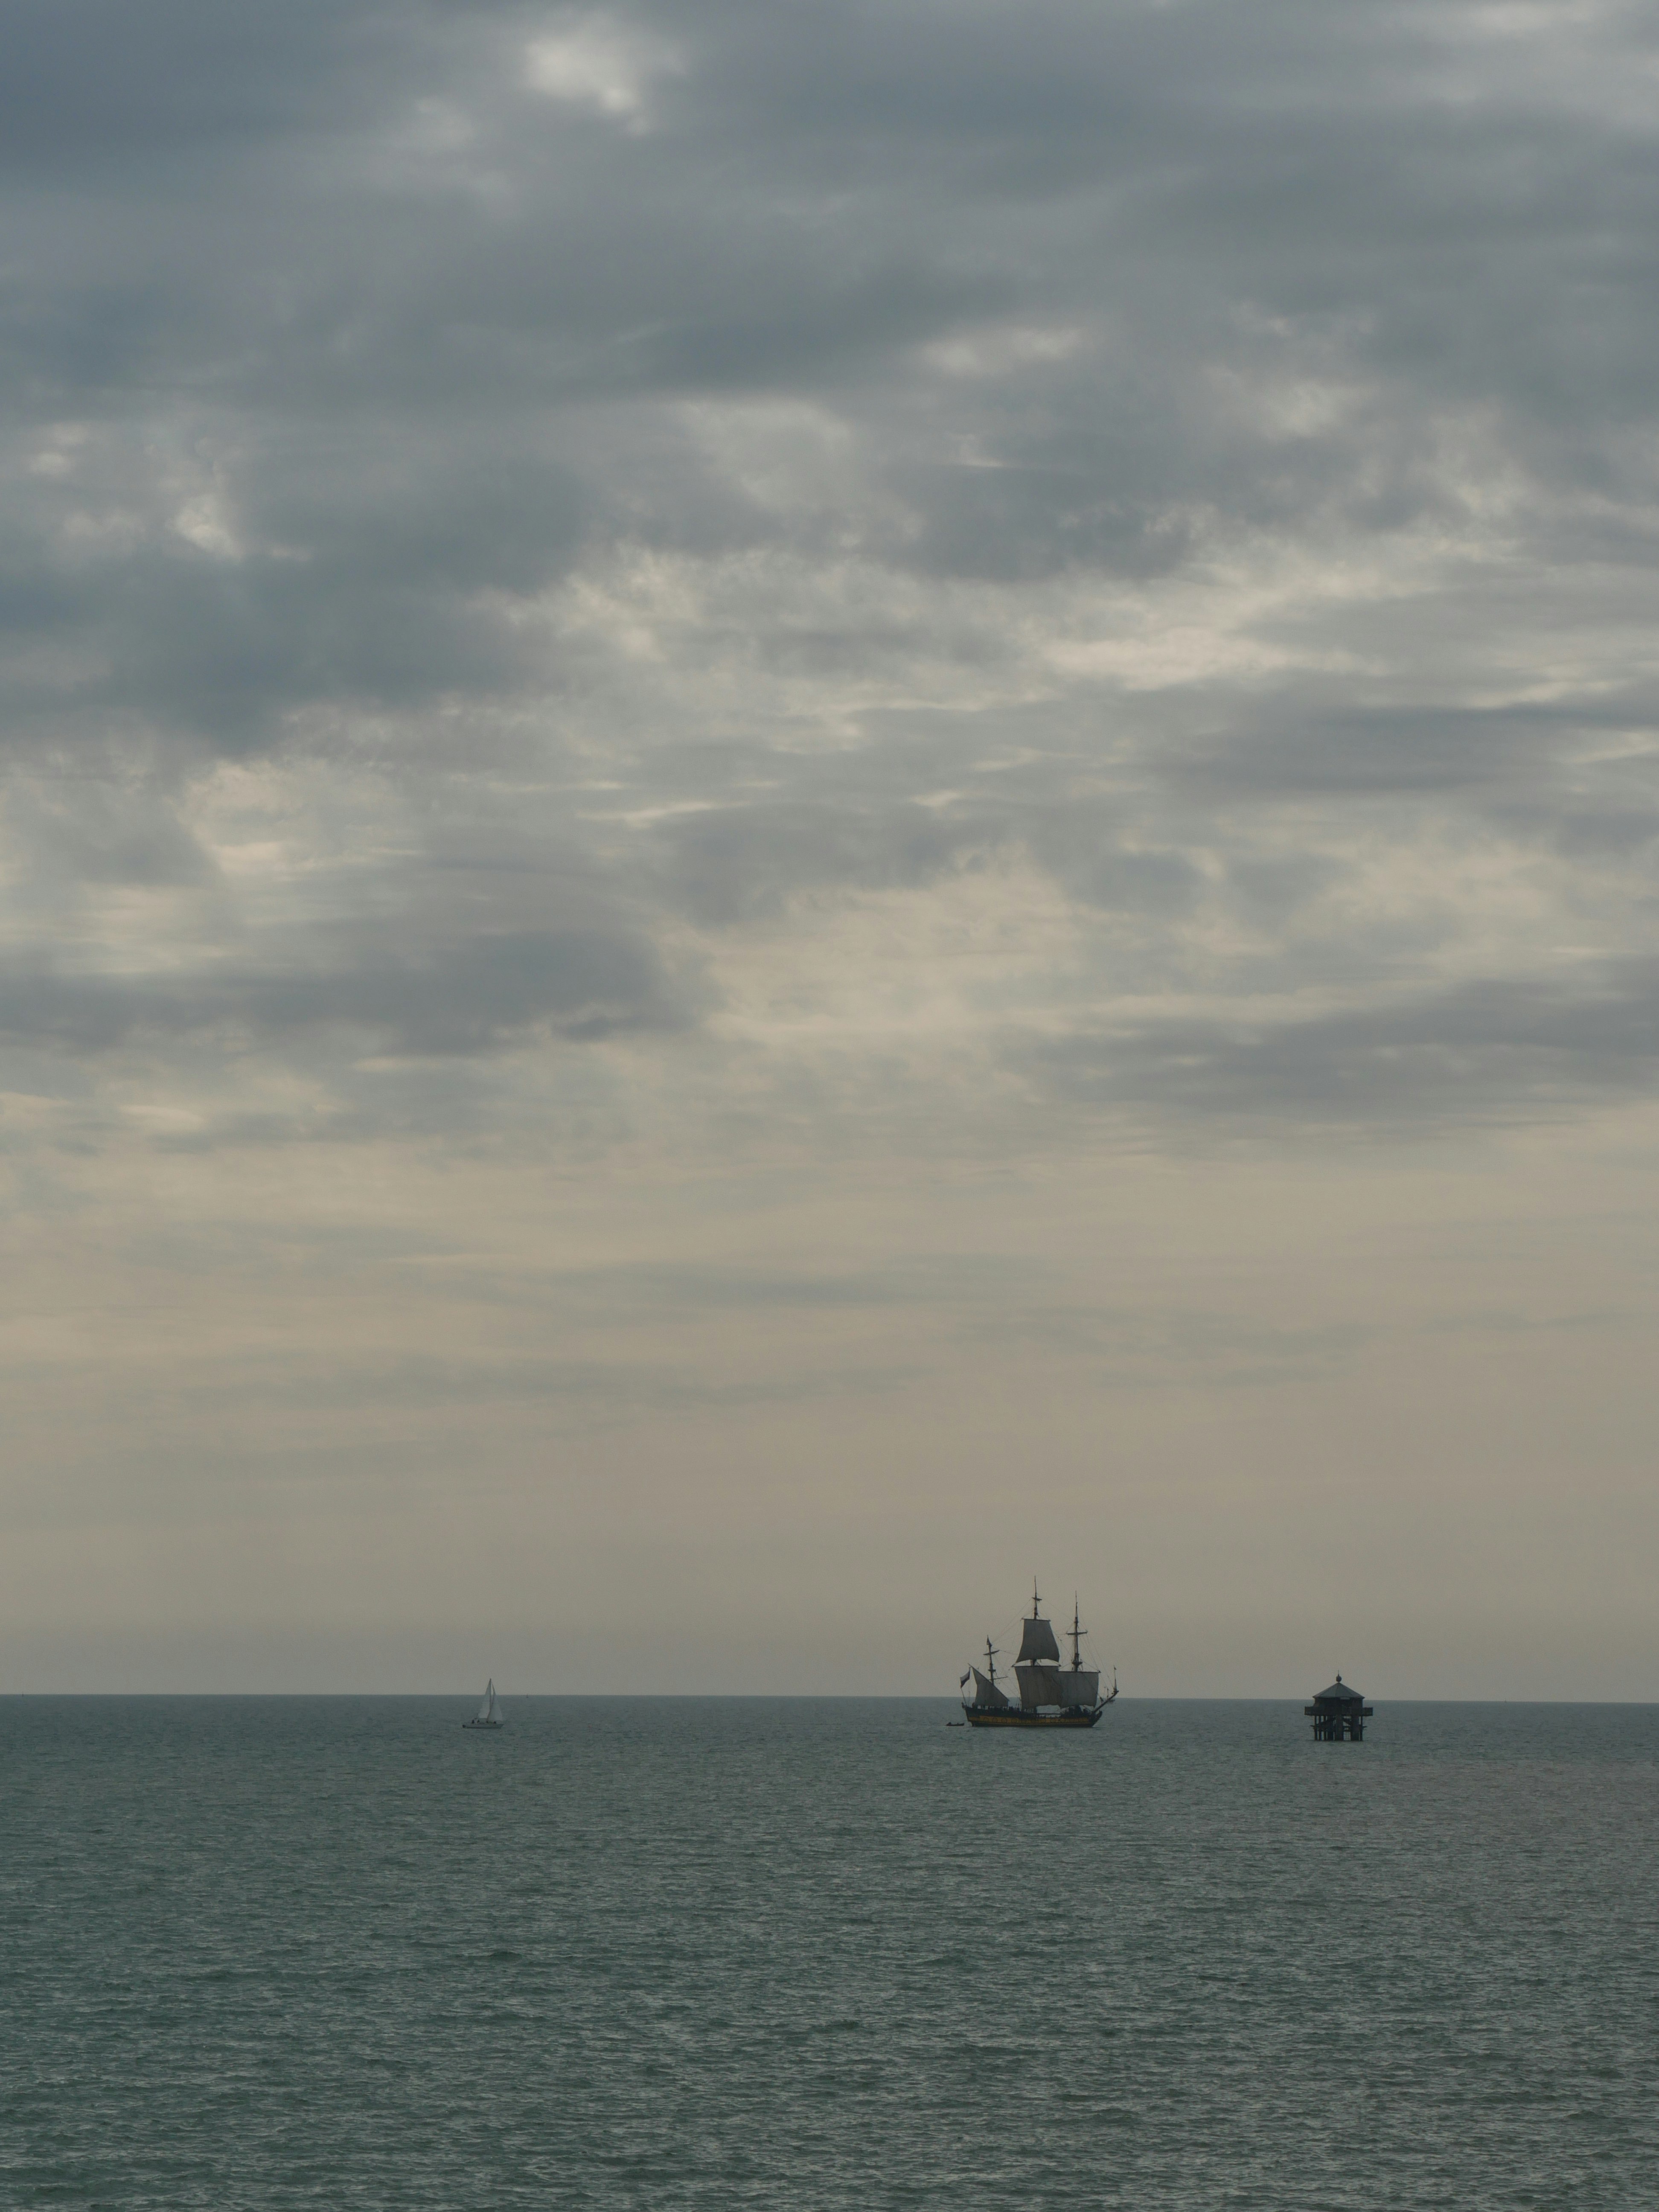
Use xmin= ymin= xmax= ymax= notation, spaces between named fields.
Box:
xmin=963 ymin=1706 xmax=1106 ymax=1727
xmin=461 ymin=1719 xmax=504 ymax=1729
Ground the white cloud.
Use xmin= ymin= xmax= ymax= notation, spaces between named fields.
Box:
xmin=524 ymin=18 xmax=681 ymax=131
xmin=171 ymin=495 xmax=239 ymax=559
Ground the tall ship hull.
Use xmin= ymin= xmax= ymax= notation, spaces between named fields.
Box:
xmin=960 ymin=1586 xmax=1117 ymax=1727
xmin=963 ymin=1703 xmax=1106 ymax=1729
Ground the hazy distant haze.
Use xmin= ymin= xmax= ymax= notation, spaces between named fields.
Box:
xmin=3 ymin=0 xmax=1658 ymax=1694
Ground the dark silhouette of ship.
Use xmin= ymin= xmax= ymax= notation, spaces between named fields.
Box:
xmin=960 ymin=1584 xmax=1117 ymax=1727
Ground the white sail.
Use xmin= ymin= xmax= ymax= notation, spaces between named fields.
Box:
xmin=970 ymin=1667 xmax=1009 ymax=1709
xmin=1059 ymin=1669 xmax=1100 ymax=1707
xmin=1016 ymin=1616 xmax=1061 ymax=1665
xmin=477 ymin=1680 xmax=496 ymax=1722
xmin=1016 ymin=1662 xmax=1066 ymax=1708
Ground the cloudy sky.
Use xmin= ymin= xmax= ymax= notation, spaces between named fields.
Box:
xmin=4 ymin=0 xmax=1658 ymax=1694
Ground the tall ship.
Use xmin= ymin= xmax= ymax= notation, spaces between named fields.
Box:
xmin=960 ymin=1584 xmax=1117 ymax=1727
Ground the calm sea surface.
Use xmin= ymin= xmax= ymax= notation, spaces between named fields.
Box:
xmin=3 ymin=1698 xmax=1655 ymax=2209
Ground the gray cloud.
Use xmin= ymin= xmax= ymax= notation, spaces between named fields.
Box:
xmin=0 ymin=922 xmax=679 ymax=1056
xmin=1033 ymin=966 xmax=1659 ymax=1130
xmin=12 ymin=0 xmax=1659 ymax=1701
xmin=4 ymin=0 xmax=1659 ymax=1136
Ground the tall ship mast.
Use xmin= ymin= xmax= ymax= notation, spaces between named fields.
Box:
xmin=959 ymin=1583 xmax=1118 ymax=1728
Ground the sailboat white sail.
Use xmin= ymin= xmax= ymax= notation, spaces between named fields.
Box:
xmin=463 ymin=1677 xmax=504 ymax=1729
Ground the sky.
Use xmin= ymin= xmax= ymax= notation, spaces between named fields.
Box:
xmin=3 ymin=0 xmax=1658 ymax=1696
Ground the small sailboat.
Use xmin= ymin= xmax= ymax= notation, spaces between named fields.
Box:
xmin=462 ymin=1678 xmax=504 ymax=1730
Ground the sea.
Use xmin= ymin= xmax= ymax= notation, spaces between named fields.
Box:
xmin=3 ymin=1697 xmax=1655 ymax=2209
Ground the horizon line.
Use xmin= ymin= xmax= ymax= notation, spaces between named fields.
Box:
xmin=4 ymin=1690 xmax=1658 ymax=1706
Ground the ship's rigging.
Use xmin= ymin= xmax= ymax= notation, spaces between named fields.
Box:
xmin=960 ymin=1583 xmax=1117 ymax=1727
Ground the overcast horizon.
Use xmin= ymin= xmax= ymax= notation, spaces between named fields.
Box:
xmin=10 ymin=1691 xmax=1656 ymax=1706
xmin=4 ymin=0 xmax=1659 ymax=1698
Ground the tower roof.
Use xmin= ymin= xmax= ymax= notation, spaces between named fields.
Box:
xmin=1311 ymin=1676 xmax=1365 ymax=1704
